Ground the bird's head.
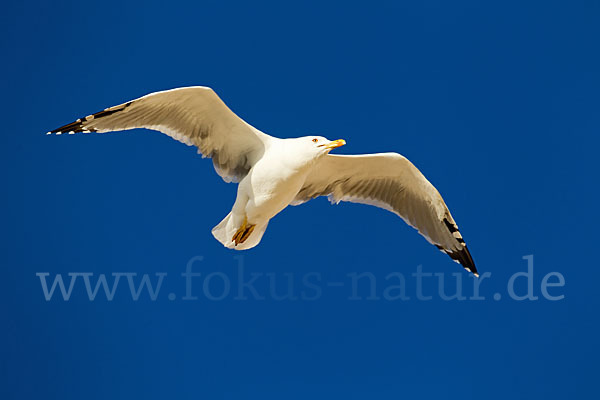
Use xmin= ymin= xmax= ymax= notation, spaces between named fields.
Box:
xmin=281 ymin=136 xmax=346 ymax=169
xmin=303 ymin=135 xmax=346 ymax=157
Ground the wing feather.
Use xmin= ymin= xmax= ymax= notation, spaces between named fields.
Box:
xmin=296 ymin=153 xmax=478 ymax=275
xmin=48 ymin=86 xmax=272 ymax=183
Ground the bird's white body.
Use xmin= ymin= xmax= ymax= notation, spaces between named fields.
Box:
xmin=213 ymin=137 xmax=320 ymax=249
xmin=49 ymin=86 xmax=479 ymax=275
xmin=243 ymin=140 xmax=309 ymax=220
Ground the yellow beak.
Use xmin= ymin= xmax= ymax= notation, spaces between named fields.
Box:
xmin=320 ymin=139 xmax=346 ymax=150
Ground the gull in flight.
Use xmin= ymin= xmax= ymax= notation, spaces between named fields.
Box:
xmin=48 ymin=86 xmax=478 ymax=276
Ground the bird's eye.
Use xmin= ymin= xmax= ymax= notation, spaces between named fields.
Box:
xmin=312 ymin=138 xmax=319 ymax=143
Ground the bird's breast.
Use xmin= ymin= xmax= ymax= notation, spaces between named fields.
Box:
xmin=241 ymin=158 xmax=309 ymax=219
xmin=247 ymin=161 xmax=307 ymax=197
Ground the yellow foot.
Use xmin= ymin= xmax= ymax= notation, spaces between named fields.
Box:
xmin=232 ymin=217 xmax=256 ymax=246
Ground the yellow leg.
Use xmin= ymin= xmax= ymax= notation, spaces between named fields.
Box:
xmin=232 ymin=216 xmax=256 ymax=246
xmin=239 ymin=224 xmax=255 ymax=243
xmin=231 ymin=216 xmax=247 ymax=244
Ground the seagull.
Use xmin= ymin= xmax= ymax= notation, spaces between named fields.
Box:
xmin=48 ymin=86 xmax=478 ymax=276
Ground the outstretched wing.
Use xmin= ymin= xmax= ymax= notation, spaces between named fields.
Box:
xmin=295 ymin=153 xmax=478 ymax=275
xmin=48 ymin=86 xmax=273 ymax=183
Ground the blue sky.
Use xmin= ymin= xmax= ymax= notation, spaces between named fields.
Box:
xmin=1 ymin=1 xmax=599 ymax=399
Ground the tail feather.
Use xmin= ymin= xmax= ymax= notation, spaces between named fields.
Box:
xmin=211 ymin=213 xmax=269 ymax=250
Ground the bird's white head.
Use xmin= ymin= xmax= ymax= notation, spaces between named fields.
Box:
xmin=279 ymin=136 xmax=346 ymax=170
xmin=300 ymin=135 xmax=346 ymax=157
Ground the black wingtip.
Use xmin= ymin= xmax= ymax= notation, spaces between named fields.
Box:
xmin=47 ymin=101 xmax=133 ymax=135
xmin=451 ymin=245 xmax=478 ymax=277
xmin=48 ymin=118 xmax=89 ymax=135
xmin=438 ymin=217 xmax=479 ymax=276
xmin=436 ymin=244 xmax=478 ymax=276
